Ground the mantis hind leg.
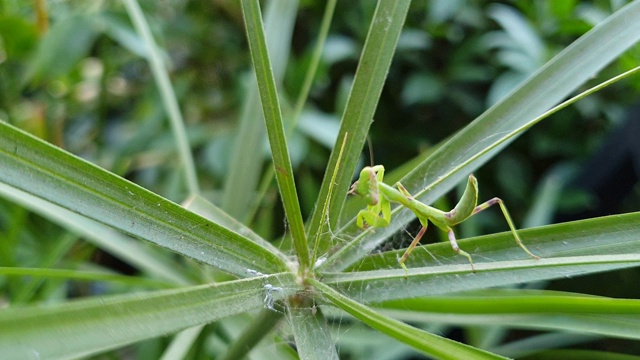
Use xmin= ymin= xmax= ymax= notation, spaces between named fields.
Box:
xmin=473 ymin=197 xmax=540 ymax=260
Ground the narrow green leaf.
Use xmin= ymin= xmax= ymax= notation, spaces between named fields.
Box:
xmin=0 ymin=267 xmax=174 ymax=288
xmin=309 ymin=278 xmax=508 ymax=360
xmin=322 ymin=0 xmax=640 ymax=272
xmin=240 ymin=0 xmax=309 ymax=268
xmin=323 ymin=254 xmax=640 ymax=304
xmin=377 ymin=289 xmax=640 ymax=315
xmin=222 ymin=0 xmax=298 ymax=220
xmin=494 ymin=333 xmax=600 ymax=358
xmin=0 ymin=274 xmax=297 ymax=359
xmin=0 ymin=122 xmax=289 ymax=276
xmin=307 ymin=0 xmax=412 ymax=255
xmin=122 ymin=0 xmax=199 ymax=194
xmin=243 ymin=0 xmax=338 ymax=233
xmin=374 ymin=290 xmax=640 ymax=340
xmin=376 ymin=300 xmax=640 ymax=340
xmin=530 ymin=350 xmax=640 ymax=360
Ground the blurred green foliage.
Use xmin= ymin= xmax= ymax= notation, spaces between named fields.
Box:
xmin=0 ymin=1 xmax=639 ymax=198
xmin=2 ymin=0 xmax=639 ymax=203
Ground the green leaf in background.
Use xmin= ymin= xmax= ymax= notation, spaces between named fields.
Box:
xmin=375 ymin=289 xmax=640 ymax=341
xmin=23 ymin=14 xmax=99 ymax=85
xmin=122 ymin=0 xmax=199 ymax=194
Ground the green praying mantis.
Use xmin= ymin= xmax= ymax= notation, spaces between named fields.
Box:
xmin=348 ymin=165 xmax=540 ymax=276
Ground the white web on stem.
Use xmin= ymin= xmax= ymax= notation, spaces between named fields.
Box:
xmin=263 ymin=284 xmax=284 ymax=312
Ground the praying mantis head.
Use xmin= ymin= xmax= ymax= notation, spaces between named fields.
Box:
xmin=348 ymin=165 xmax=385 ymax=206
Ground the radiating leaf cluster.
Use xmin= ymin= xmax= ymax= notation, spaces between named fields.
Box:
xmin=1 ymin=0 xmax=640 ymax=359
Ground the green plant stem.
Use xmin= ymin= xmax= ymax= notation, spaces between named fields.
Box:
xmin=240 ymin=0 xmax=309 ymax=270
xmin=306 ymin=0 xmax=412 ymax=254
xmin=122 ymin=0 xmax=199 ymax=195
xmin=221 ymin=0 xmax=298 ymax=221
xmin=244 ymin=0 xmax=337 ymax=225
